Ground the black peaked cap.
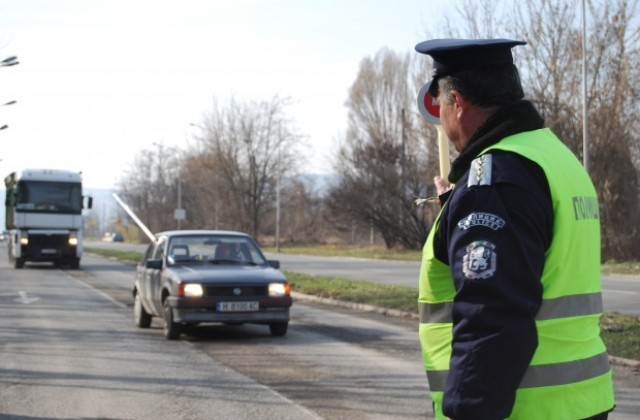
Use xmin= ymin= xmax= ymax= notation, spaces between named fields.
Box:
xmin=415 ymin=38 xmax=526 ymax=94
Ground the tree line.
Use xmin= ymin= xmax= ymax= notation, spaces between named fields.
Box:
xmin=112 ymin=0 xmax=639 ymax=262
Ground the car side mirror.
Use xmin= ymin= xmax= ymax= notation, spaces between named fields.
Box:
xmin=146 ymin=259 xmax=163 ymax=270
xmin=267 ymin=260 xmax=280 ymax=269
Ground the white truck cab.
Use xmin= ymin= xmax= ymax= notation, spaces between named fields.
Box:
xmin=4 ymin=169 xmax=92 ymax=269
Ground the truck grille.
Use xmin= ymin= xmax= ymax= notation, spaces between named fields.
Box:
xmin=29 ymin=233 xmax=68 ymax=246
xmin=25 ymin=233 xmax=75 ymax=258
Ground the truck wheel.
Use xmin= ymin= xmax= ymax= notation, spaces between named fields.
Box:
xmin=163 ymin=300 xmax=181 ymax=340
xmin=134 ymin=293 xmax=152 ymax=328
xmin=14 ymin=258 xmax=24 ymax=269
xmin=269 ymin=322 xmax=288 ymax=337
xmin=70 ymin=258 xmax=80 ymax=269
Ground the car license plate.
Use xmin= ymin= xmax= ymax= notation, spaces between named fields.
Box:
xmin=41 ymin=248 xmax=57 ymax=254
xmin=216 ymin=301 xmax=260 ymax=312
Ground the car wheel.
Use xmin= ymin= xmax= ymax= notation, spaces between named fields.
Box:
xmin=163 ymin=300 xmax=181 ymax=340
xmin=269 ymin=322 xmax=288 ymax=337
xmin=134 ymin=293 xmax=152 ymax=328
xmin=14 ymin=258 xmax=24 ymax=269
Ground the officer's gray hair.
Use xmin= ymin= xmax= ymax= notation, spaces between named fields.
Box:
xmin=437 ymin=63 xmax=524 ymax=110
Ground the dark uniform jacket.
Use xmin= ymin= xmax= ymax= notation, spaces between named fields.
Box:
xmin=434 ymin=101 xmax=554 ymax=418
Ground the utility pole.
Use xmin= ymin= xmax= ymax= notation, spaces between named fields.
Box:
xmin=581 ymin=0 xmax=589 ymax=173
xmin=275 ymin=143 xmax=281 ymax=252
xmin=176 ymin=178 xmax=182 ymax=229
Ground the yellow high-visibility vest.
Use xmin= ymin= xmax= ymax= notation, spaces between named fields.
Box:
xmin=418 ymin=128 xmax=614 ymax=419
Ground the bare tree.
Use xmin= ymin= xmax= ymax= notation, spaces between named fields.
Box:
xmin=117 ymin=143 xmax=183 ymax=234
xmin=190 ymin=95 xmax=304 ymax=240
xmin=116 ymin=95 xmax=306 ymax=242
xmin=327 ymin=49 xmax=437 ymax=249
xmin=435 ymin=0 xmax=640 ymax=261
xmin=256 ymin=177 xmax=327 ymax=244
xmin=511 ymin=0 xmax=640 ymax=260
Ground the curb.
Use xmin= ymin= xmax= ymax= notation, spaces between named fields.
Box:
xmin=609 ymin=356 xmax=640 ymax=369
xmin=291 ymin=291 xmax=418 ymax=320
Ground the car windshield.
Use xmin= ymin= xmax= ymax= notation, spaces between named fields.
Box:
xmin=166 ymin=235 xmax=268 ymax=266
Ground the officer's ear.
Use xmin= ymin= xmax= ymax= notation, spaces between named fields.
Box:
xmin=449 ymin=89 xmax=469 ymax=119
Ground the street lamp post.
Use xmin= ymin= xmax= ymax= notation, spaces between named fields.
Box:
xmin=581 ymin=0 xmax=589 ymax=173
xmin=1 ymin=56 xmax=19 ymax=67
xmin=1 ymin=55 xmax=19 ymax=133
xmin=1 ymin=100 xmax=17 ymax=131
xmin=275 ymin=144 xmax=281 ymax=252
xmin=176 ymin=177 xmax=183 ymax=229
xmin=153 ymin=142 xmax=186 ymax=230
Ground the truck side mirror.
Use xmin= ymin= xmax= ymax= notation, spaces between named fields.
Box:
xmin=84 ymin=196 xmax=93 ymax=209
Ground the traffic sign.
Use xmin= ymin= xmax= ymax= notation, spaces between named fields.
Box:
xmin=174 ymin=208 xmax=186 ymax=221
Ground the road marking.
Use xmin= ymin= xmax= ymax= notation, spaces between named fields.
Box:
xmin=0 ymin=291 xmax=40 ymax=304
xmin=15 ymin=291 xmax=40 ymax=304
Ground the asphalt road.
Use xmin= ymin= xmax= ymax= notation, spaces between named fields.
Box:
xmin=0 ymin=243 xmax=639 ymax=419
xmin=0 ymin=254 xmax=320 ymax=419
xmin=87 ymin=241 xmax=640 ymax=315
xmin=0 ymin=247 xmax=431 ymax=419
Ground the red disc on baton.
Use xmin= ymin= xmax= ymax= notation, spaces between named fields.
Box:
xmin=417 ymin=80 xmax=440 ymax=125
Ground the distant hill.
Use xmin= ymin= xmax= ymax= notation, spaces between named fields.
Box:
xmin=297 ymin=173 xmax=337 ymax=197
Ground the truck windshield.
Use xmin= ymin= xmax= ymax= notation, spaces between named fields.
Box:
xmin=16 ymin=181 xmax=82 ymax=214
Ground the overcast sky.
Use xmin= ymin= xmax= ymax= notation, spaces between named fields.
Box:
xmin=0 ymin=0 xmax=452 ymax=188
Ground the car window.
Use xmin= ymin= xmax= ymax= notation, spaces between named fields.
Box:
xmin=153 ymin=238 xmax=166 ymax=260
xmin=165 ymin=235 xmax=268 ymax=266
xmin=141 ymin=243 xmax=155 ymax=264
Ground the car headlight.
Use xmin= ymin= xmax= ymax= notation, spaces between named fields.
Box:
xmin=180 ymin=283 xmax=203 ymax=297
xmin=20 ymin=231 xmax=28 ymax=246
xmin=68 ymin=232 xmax=78 ymax=246
xmin=268 ymin=282 xmax=290 ymax=297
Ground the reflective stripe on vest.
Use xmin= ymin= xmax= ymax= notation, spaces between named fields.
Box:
xmin=419 ymin=292 xmax=603 ymax=323
xmin=426 ymin=351 xmax=611 ymax=392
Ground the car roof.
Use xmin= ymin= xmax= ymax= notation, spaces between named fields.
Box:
xmin=155 ymin=230 xmax=252 ymax=239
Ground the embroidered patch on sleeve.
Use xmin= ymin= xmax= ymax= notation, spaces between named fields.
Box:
xmin=457 ymin=212 xmax=506 ymax=231
xmin=462 ymin=240 xmax=497 ymax=280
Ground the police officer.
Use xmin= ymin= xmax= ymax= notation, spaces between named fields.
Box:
xmin=415 ymin=39 xmax=615 ymax=419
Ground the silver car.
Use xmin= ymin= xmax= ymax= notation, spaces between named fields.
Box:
xmin=133 ymin=230 xmax=292 ymax=340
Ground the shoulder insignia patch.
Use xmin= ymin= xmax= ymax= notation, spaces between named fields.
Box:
xmin=468 ymin=154 xmax=493 ymax=187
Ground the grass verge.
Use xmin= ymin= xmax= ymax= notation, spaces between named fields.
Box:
xmin=600 ymin=312 xmax=640 ymax=360
xmin=264 ymin=245 xmax=640 ymax=275
xmin=285 ymin=271 xmax=419 ymax=314
xmin=86 ymin=246 xmax=640 ymax=361
xmin=85 ymin=247 xmax=141 ymax=263
xmin=262 ymin=244 xmax=423 ymax=261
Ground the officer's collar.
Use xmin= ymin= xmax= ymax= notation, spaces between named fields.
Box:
xmin=448 ymin=100 xmax=545 ymax=184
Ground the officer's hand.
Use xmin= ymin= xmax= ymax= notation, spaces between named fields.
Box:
xmin=434 ymin=176 xmax=451 ymax=195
